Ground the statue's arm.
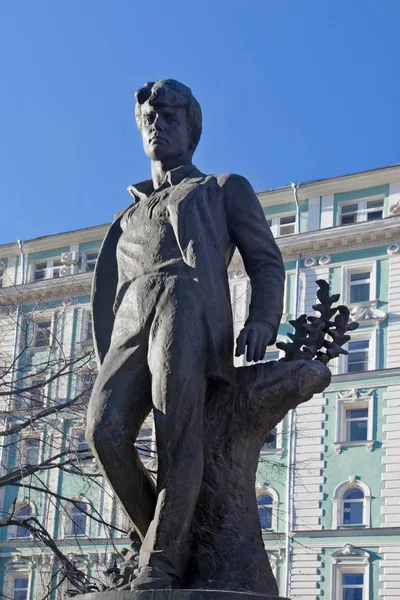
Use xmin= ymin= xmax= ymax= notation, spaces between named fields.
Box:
xmin=223 ymin=174 xmax=285 ymax=344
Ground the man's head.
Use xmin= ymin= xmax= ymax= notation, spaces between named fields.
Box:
xmin=135 ymin=79 xmax=202 ymax=162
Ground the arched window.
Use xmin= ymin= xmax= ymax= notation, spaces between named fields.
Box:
xmin=332 ymin=479 xmax=371 ymax=528
xmin=66 ymin=502 xmax=89 ymax=537
xmin=342 ymin=488 xmax=364 ymax=526
xmin=15 ymin=506 xmax=33 ymax=539
xmin=8 ymin=504 xmax=34 ymax=539
xmin=257 ymin=494 xmax=273 ymax=530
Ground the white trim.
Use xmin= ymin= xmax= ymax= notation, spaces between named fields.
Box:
xmin=320 ymin=194 xmax=334 ymax=229
xmin=332 ymin=480 xmax=372 ymax=529
xmin=341 ymin=261 xmax=377 ymax=307
xmin=338 ymin=329 xmax=376 ymax=375
xmin=266 ymin=211 xmax=297 ymax=237
xmin=7 ymin=500 xmax=36 ymax=540
xmin=2 ymin=557 xmax=34 ymax=600
xmin=82 ymin=250 xmax=99 ymax=273
xmin=338 ymin=194 xmax=385 ymax=226
xmin=334 ymin=393 xmax=375 ymax=453
xmin=63 ymin=495 xmax=91 ymax=539
xmin=331 ymin=546 xmax=370 ymax=600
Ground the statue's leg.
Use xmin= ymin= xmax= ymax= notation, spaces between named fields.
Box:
xmin=86 ymin=330 xmax=156 ymax=540
xmin=136 ymin=282 xmax=207 ymax=587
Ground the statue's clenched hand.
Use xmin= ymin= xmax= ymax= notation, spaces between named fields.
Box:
xmin=235 ymin=323 xmax=275 ymax=363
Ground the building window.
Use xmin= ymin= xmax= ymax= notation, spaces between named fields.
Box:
xmin=266 ymin=213 xmax=296 ymax=237
xmin=84 ymin=252 xmax=99 ymax=272
xmin=340 ymin=572 xmax=364 ymax=600
xmin=256 ymin=487 xmax=279 ymax=531
xmin=24 ymin=438 xmax=40 ymax=466
xmin=258 ymin=494 xmax=273 ymax=530
xmin=345 ymin=407 xmax=368 ymax=442
xmin=14 ymin=505 xmax=33 ymax=539
xmin=0 ymin=260 xmax=4 ymax=288
xmin=262 ymin=427 xmax=277 ymax=451
xmin=334 ymin=393 xmax=374 ymax=452
xmin=33 ymin=320 xmax=52 ymax=348
xmin=80 ymin=371 xmax=95 ymax=401
xmin=12 ymin=576 xmax=29 ymax=600
xmin=339 ymin=197 xmax=384 ymax=226
xmin=81 ymin=310 xmax=93 ymax=343
xmin=32 ymin=260 xmax=62 ymax=281
xmin=28 ymin=378 xmax=46 ymax=408
xmin=349 ymin=272 xmax=371 ymax=304
xmin=72 ymin=429 xmax=92 ymax=461
xmin=332 ymin=481 xmax=371 ymax=528
xmin=66 ymin=502 xmax=89 ymax=537
xmin=347 ymin=340 xmax=369 ymax=373
xmin=342 ymin=488 xmax=365 ymax=526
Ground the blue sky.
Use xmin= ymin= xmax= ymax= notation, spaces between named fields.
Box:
xmin=1 ymin=1 xmax=399 ymax=244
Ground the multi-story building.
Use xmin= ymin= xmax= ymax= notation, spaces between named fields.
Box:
xmin=0 ymin=163 xmax=399 ymax=599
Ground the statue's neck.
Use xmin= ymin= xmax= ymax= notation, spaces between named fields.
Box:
xmin=151 ymin=157 xmax=192 ymax=189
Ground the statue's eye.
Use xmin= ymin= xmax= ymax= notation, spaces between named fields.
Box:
xmin=166 ymin=114 xmax=176 ymax=124
xmin=144 ymin=115 xmax=153 ymax=125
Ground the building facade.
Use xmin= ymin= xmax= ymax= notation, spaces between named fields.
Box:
xmin=0 ymin=163 xmax=399 ymax=599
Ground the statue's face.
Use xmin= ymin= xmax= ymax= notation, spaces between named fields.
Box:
xmin=140 ymin=102 xmax=191 ymax=161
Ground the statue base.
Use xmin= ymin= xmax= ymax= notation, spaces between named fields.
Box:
xmin=73 ymin=590 xmax=288 ymax=600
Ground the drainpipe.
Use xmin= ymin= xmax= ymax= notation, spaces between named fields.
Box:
xmin=283 ymin=185 xmax=301 ymax=597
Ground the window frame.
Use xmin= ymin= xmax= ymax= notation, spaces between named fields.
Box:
xmin=332 ymin=481 xmax=371 ymax=529
xmin=334 ymin=393 xmax=374 ymax=453
xmin=32 ymin=319 xmax=53 ymax=349
xmin=343 ymin=262 xmax=377 ymax=308
xmin=71 ymin=427 xmax=92 ymax=462
xmin=256 ymin=486 xmax=279 ymax=532
xmin=64 ymin=500 xmax=90 ymax=538
xmin=31 ymin=259 xmax=62 ymax=282
xmin=338 ymin=195 xmax=385 ymax=226
xmin=338 ymin=331 xmax=376 ymax=375
xmin=331 ymin=546 xmax=370 ymax=600
xmin=83 ymin=251 xmax=99 ymax=273
xmin=8 ymin=502 xmax=35 ymax=540
xmin=266 ymin=212 xmax=297 ymax=237
xmin=80 ymin=308 xmax=93 ymax=344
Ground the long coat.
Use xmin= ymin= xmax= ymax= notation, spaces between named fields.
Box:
xmin=91 ymin=168 xmax=285 ymax=385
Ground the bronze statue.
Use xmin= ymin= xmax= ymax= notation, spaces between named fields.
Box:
xmin=86 ymin=79 xmax=285 ymax=592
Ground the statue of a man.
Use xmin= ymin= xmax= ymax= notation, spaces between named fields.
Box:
xmin=86 ymin=79 xmax=285 ymax=591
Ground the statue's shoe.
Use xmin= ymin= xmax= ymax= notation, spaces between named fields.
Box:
xmin=131 ymin=566 xmax=180 ymax=591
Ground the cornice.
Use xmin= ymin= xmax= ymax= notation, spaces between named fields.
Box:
xmin=331 ymin=366 xmax=400 ymax=384
xmin=0 ymin=223 xmax=110 ymax=258
xmin=293 ymin=526 xmax=400 ymax=538
xmin=277 ymin=215 xmax=400 ymax=259
xmin=257 ymin=163 xmax=400 ymax=206
xmin=0 ymin=272 xmax=93 ymax=304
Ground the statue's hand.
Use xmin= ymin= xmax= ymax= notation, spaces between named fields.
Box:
xmin=235 ymin=322 xmax=275 ymax=363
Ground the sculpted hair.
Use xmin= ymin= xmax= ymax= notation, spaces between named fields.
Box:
xmin=135 ymin=79 xmax=202 ymax=153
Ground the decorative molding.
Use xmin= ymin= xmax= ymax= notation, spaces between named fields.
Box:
xmin=387 ymin=241 xmax=400 ymax=254
xmin=304 ymin=256 xmax=317 ymax=268
xmin=350 ymin=301 xmax=387 ymax=323
xmin=366 ymin=441 xmax=374 ymax=452
xmin=389 ymin=201 xmax=400 ymax=215
xmin=332 ymin=544 xmax=370 ymax=563
xmin=337 ymin=388 xmax=375 ymax=399
xmin=319 ymin=254 xmax=332 ymax=266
